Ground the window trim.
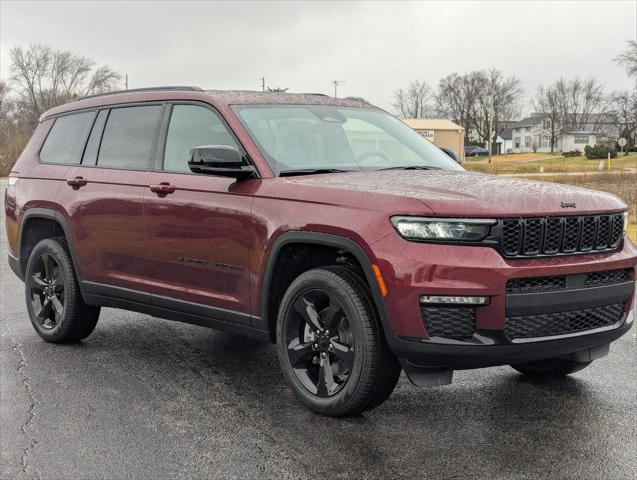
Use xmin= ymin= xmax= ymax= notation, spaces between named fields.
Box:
xmin=155 ymin=100 xmax=259 ymax=178
xmin=80 ymin=108 xmax=109 ymax=166
xmin=37 ymin=110 xmax=98 ymax=166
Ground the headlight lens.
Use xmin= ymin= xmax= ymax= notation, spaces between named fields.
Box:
xmin=623 ymin=211 xmax=629 ymax=237
xmin=390 ymin=216 xmax=496 ymax=242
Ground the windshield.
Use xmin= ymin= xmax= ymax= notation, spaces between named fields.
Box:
xmin=231 ymin=105 xmax=464 ymax=175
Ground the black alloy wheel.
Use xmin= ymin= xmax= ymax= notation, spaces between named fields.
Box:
xmin=285 ymin=289 xmax=355 ymax=397
xmin=25 ymin=238 xmax=100 ymax=343
xmin=29 ymin=252 xmax=66 ymax=329
xmin=276 ymin=266 xmax=401 ymax=416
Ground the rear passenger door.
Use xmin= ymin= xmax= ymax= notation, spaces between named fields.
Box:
xmin=57 ymin=104 xmax=163 ymax=297
xmin=143 ymin=103 xmax=255 ymax=321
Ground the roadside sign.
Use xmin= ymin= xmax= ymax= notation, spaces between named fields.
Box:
xmin=618 ymin=137 xmax=627 ymax=147
xmin=417 ymin=130 xmax=435 ymax=142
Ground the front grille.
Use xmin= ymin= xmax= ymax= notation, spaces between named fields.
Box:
xmin=500 ymin=214 xmax=624 ymax=258
xmin=506 ymin=268 xmax=632 ymax=294
xmin=421 ymin=306 xmax=475 ymax=340
xmin=504 ymin=303 xmax=625 ymax=340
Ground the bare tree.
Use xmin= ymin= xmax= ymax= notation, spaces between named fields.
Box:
xmin=614 ymin=40 xmax=637 ymax=78
xmin=343 ymin=96 xmax=369 ymax=104
xmin=533 ymin=84 xmax=561 ymax=153
xmin=435 ymin=72 xmax=482 ymax=141
xmin=436 ymin=70 xmax=521 ymax=146
xmin=10 ymin=44 xmax=121 ymax=126
xmin=266 ymin=86 xmax=289 ymax=92
xmin=534 ymin=76 xmax=610 ymax=151
xmin=392 ymin=80 xmax=432 ymax=119
xmin=470 ymin=69 xmax=523 ymax=148
xmin=609 ymin=90 xmax=637 ymax=146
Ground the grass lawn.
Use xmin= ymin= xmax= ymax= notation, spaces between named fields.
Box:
xmin=465 ymin=152 xmax=637 ymax=175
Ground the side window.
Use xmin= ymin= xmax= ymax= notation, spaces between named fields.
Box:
xmin=40 ymin=111 xmax=94 ymax=164
xmin=163 ymin=104 xmax=239 ymax=173
xmin=97 ymin=105 xmax=162 ymax=170
xmin=81 ymin=109 xmax=109 ymax=166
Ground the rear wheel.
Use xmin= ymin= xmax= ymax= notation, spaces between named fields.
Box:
xmin=25 ymin=238 xmax=100 ymax=343
xmin=510 ymin=358 xmax=592 ymax=377
xmin=276 ymin=266 xmax=400 ymax=416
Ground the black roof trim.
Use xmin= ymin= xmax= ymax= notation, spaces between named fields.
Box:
xmin=67 ymin=86 xmax=204 ymax=103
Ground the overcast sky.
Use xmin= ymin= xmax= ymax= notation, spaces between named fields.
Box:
xmin=1 ymin=0 xmax=635 ymax=113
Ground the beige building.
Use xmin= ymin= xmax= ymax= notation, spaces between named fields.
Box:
xmin=402 ymin=119 xmax=465 ymax=162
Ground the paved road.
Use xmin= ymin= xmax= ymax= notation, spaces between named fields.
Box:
xmin=1 ymin=182 xmax=636 ymax=480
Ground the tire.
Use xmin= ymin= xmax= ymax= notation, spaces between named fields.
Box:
xmin=510 ymin=358 xmax=592 ymax=378
xmin=276 ymin=266 xmax=401 ymax=416
xmin=24 ymin=238 xmax=100 ymax=343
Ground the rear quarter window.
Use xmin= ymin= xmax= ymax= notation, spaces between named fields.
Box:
xmin=39 ymin=111 xmax=95 ymax=164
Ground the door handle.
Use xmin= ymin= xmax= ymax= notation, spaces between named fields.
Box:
xmin=66 ymin=176 xmax=88 ymax=189
xmin=149 ymin=182 xmax=176 ymax=196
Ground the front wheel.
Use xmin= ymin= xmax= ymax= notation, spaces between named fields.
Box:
xmin=276 ymin=266 xmax=400 ymax=416
xmin=510 ymin=358 xmax=592 ymax=377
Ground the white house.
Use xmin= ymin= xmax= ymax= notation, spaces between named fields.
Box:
xmin=510 ymin=115 xmax=612 ymax=153
xmin=495 ymin=128 xmax=513 ymax=154
xmin=560 ymin=131 xmax=597 ymax=152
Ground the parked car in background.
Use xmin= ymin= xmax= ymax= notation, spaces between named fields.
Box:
xmin=5 ymin=87 xmax=636 ymax=416
xmin=465 ymin=145 xmax=489 ymax=156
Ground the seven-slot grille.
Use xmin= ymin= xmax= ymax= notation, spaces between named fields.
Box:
xmin=501 ymin=214 xmax=624 ymax=257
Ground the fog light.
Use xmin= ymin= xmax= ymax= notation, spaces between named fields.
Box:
xmin=420 ymin=295 xmax=490 ymax=305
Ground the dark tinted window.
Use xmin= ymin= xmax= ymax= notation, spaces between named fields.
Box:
xmin=81 ymin=110 xmax=109 ymax=166
xmin=163 ymin=104 xmax=238 ymax=173
xmin=40 ymin=112 xmax=94 ymax=164
xmin=97 ymin=105 xmax=162 ymax=169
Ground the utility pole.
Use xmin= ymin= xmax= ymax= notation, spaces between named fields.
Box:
xmin=488 ymin=77 xmax=494 ymax=163
xmin=332 ymin=80 xmax=345 ymax=98
xmin=125 ymin=74 xmax=128 ymax=90
xmin=260 ymin=77 xmax=265 ymax=92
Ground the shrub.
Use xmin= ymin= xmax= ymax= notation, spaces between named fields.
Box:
xmin=584 ymin=144 xmax=617 ymax=159
xmin=563 ymin=150 xmax=581 ymax=158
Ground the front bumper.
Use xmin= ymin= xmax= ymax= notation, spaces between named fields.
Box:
xmin=371 ymin=233 xmax=637 ymax=369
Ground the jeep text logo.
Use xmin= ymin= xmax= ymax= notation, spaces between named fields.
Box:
xmin=560 ymin=202 xmax=576 ymax=208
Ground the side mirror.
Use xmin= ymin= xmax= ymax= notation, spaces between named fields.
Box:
xmin=440 ymin=146 xmax=461 ymax=164
xmin=188 ymin=145 xmax=256 ymax=180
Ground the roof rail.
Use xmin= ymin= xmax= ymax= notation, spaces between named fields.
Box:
xmin=68 ymin=86 xmax=204 ymax=103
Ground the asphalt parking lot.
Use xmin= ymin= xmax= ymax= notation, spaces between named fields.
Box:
xmin=1 ymin=183 xmax=635 ymax=480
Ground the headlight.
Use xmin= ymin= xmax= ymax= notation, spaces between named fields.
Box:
xmin=623 ymin=211 xmax=629 ymax=237
xmin=390 ymin=216 xmax=496 ymax=242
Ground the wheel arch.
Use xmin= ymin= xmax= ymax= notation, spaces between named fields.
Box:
xmin=260 ymin=231 xmax=393 ymax=344
xmin=18 ymin=208 xmax=84 ymax=282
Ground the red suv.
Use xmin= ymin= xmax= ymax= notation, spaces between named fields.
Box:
xmin=5 ymin=87 xmax=636 ymax=416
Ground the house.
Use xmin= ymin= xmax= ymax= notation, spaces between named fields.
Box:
xmin=402 ymin=119 xmax=465 ymax=161
xmin=495 ymin=128 xmax=513 ymax=154
xmin=510 ymin=114 xmax=614 ymax=153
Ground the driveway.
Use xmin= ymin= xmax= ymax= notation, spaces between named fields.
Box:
xmin=1 ymin=181 xmax=636 ymax=480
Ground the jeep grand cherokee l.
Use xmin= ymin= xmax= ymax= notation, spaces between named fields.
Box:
xmin=5 ymin=87 xmax=636 ymax=416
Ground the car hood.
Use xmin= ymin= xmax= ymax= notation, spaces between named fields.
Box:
xmin=290 ymin=170 xmax=627 ymax=217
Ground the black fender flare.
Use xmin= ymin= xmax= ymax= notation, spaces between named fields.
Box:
xmin=260 ymin=231 xmax=398 ymax=346
xmin=18 ymin=207 xmax=85 ymax=282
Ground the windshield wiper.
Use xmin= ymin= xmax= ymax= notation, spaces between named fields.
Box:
xmin=377 ymin=166 xmax=442 ymax=171
xmin=279 ymin=168 xmax=356 ymax=177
